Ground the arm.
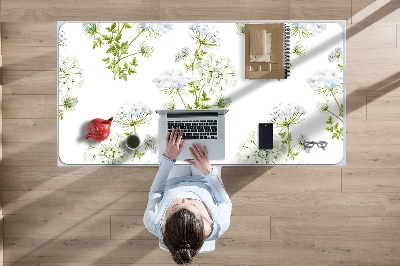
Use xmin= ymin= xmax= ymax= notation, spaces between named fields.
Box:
xmin=185 ymin=144 xmax=232 ymax=237
xmin=143 ymin=155 xmax=175 ymax=236
xmin=205 ymin=167 xmax=232 ymax=237
xmin=143 ymin=128 xmax=186 ymax=236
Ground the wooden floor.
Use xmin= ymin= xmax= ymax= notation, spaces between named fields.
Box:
xmin=1 ymin=0 xmax=400 ymax=265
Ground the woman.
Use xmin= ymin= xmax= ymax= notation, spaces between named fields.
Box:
xmin=144 ymin=127 xmax=232 ymax=264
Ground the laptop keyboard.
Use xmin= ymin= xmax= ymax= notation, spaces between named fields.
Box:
xmin=168 ymin=120 xmax=218 ymax=139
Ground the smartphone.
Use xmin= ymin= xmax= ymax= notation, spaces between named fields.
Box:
xmin=258 ymin=123 xmax=273 ymax=149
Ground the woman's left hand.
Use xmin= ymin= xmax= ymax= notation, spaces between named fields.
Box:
xmin=164 ymin=127 xmax=186 ymax=161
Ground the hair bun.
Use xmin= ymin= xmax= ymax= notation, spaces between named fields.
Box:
xmin=179 ymin=242 xmax=191 ymax=250
xmin=174 ymin=247 xmax=193 ymax=264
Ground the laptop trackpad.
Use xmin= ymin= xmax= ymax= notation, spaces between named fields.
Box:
xmin=181 ymin=140 xmax=221 ymax=160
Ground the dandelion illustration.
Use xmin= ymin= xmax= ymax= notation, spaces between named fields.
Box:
xmin=291 ymin=23 xmax=327 ymax=38
xmin=237 ymin=131 xmax=287 ymax=164
xmin=114 ymin=102 xmax=153 ymax=135
xmin=189 ymin=23 xmax=220 ymax=46
xmin=175 ymin=47 xmax=189 ymax=62
xmin=292 ymin=43 xmax=307 ymax=58
xmin=59 ymin=56 xmax=84 ymax=92
xmin=153 ymin=69 xmax=193 ymax=90
xmin=138 ymin=42 xmax=154 ymax=58
xmin=58 ymin=56 xmax=84 ymax=120
xmin=297 ymin=134 xmax=312 ymax=154
xmin=306 ymin=69 xmax=343 ymax=98
xmin=143 ymin=134 xmax=157 ymax=154
xmin=83 ymin=132 xmax=129 ymax=164
xmin=138 ymin=23 xmax=174 ymax=36
xmin=267 ymin=103 xmax=307 ymax=161
xmin=195 ymin=54 xmax=237 ymax=94
xmin=328 ymin=47 xmax=343 ymax=72
xmin=163 ymin=99 xmax=177 ymax=110
xmin=130 ymin=134 xmax=158 ymax=161
xmin=307 ymin=69 xmax=344 ymax=140
xmin=156 ymin=24 xmax=236 ymax=110
xmin=59 ymin=29 xmax=68 ymax=46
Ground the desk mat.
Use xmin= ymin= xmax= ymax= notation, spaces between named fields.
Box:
xmin=58 ymin=21 xmax=345 ymax=165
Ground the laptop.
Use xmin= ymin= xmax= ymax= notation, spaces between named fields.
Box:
xmin=156 ymin=109 xmax=229 ymax=160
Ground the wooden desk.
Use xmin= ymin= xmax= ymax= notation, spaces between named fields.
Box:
xmin=58 ymin=21 xmax=346 ymax=165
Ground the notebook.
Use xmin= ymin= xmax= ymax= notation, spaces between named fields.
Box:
xmin=245 ymin=23 xmax=290 ymax=79
xmin=156 ymin=109 xmax=229 ymax=160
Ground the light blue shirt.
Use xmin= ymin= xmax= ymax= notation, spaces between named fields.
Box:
xmin=144 ymin=155 xmax=232 ymax=241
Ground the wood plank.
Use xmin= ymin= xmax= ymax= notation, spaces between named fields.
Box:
xmin=272 ymin=216 xmax=400 ymax=241
xmin=2 ymin=166 xmax=113 ymax=192
xmin=346 ymin=49 xmax=400 ymax=97
xmin=398 ymin=24 xmax=400 ymax=48
xmin=290 ymin=0 xmax=351 ymax=20
xmin=198 ymin=239 xmax=316 ymax=265
xmin=110 ymin=216 xmax=155 ymax=240
xmin=346 ymin=96 xmax=366 ymax=120
xmin=351 ymin=0 xmax=400 ymax=25
xmin=231 ymin=192 xmax=386 ymax=217
xmin=316 ymin=240 xmax=400 ymax=264
xmin=3 ymin=238 xmax=315 ymax=265
xmin=367 ymin=96 xmax=400 ymax=120
xmin=2 ymin=48 xmax=57 ymax=71
xmin=222 ymin=216 xmax=270 ymax=240
xmin=346 ymin=120 xmax=400 ymax=145
xmin=2 ymin=166 xmax=155 ymax=192
xmin=4 ymin=214 xmax=110 ymax=240
xmin=41 ymin=264 xmax=195 ymax=266
xmin=1 ymin=22 xmax=56 ymax=46
xmin=351 ymin=0 xmax=375 ymax=24
xmin=2 ymin=191 xmax=65 ymax=215
xmin=2 ymin=46 xmax=57 ymax=58
xmin=160 ymin=0 xmax=290 ymax=20
xmin=2 ymin=70 xmax=56 ymax=95
xmin=386 ymin=194 xmax=400 ymax=216
xmin=3 ymin=239 xmax=165 ymax=264
xmin=2 ymin=95 xmax=46 ymax=119
xmin=224 ymin=166 xmax=341 ymax=194
xmin=346 ymin=143 xmax=400 ymax=168
xmin=46 ymin=95 xmax=57 ymax=119
xmin=0 ymin=216 xmax=3 ymax=266
xmin=343 ymin=168 xmax=400 ymax=193
xmin=4 ymin=263 xmax=39 ymax=266
xmin=0 ymin=0 xmax=160 ymax=22
xmin=66 ymin=191 xmax=148 ymax=216
xmin=2 ymin=119 xmax=56 ymax=143
xmin=2 ymin=142 xmax=58 ymax=167
xmin=347 ymin=23 xmax=397 ymax=49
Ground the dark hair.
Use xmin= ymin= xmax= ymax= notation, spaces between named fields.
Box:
xmin=163 ymin=208 xmax=206 ymax=264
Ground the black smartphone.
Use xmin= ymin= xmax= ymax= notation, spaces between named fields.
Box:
xmin=258 ymin=123 xmax=273 ymax=149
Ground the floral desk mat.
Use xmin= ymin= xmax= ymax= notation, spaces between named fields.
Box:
xmin=58 ymin=21 xmax=345 ymax=165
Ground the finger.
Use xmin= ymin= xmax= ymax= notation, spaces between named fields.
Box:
xmin=179 ymin=140 xmax=186 ymax=151
xmin=177 ymin=129 xmax=184 ymax=142
xmin=204 ymin=145 xmax=208 ymax=158
xmin=184 ymin=159 xmax=194 ymax=165
xmin=173 ymin=127 xmax=179 ymax=142
xmin=166 ymin=131 xmax=171 ymax=142
xmin=193 ymin=144 xmax=203 ymax=159
xmin=189 ymin=147 xmax=198 ymax=159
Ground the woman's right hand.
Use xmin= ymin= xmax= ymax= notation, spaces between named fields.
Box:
xmin=184 ymin=143 xmax=212 ymax=175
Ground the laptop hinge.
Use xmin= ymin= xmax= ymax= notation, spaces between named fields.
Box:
xmin=167 ymin=112 xmax=219 ymax=118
